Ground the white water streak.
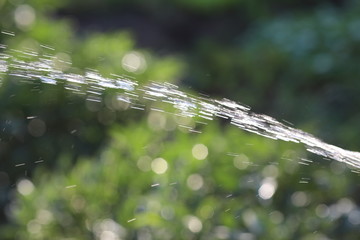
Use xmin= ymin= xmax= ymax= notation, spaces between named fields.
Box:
xmin=1 ymin=48 xmax=360 ymax=169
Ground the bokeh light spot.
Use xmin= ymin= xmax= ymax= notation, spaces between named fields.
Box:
xmin=262 ymin=165 xmax=279 ymax=178
xmin=258 ymin=178 xmax=277 ymax=200
xmin=27 ymin=220 xmax=41 ymax=234
xmin=93 ymin=219 xmax=126 ymax=240
xmin=100 ymin=230 xmax=119 ymax=240
xmin=233 ymin=154 xmax=250 ymax=170
xmin=186 ymin=174 xmax=204 ymax=191
xmin=28 ymin=118 xmax=46 ymax=137
xmin=122 ymin=51 xmax=147 ymax=73
xmin=14 ymin=5 xmax=36 ymax=30
xmin=151 ymin=158 xmax=168 ymax=174
xmin=199 ymin=205 xmax=214 ymax=219
xmin=269 ymin=211 xmax=284 ymax=224
xmin=36 ymin=209 xmax=53 ymax=225
xmin=137 ymin=156 xmax=152 ymax=172
xmin=17 ymin=179 xmax=35 ymax=196
xmin=147 ymin=112 xmax=166 ymax=131
xmin=291 ymin=191 xmax=309 ymax=207
xmin=336 ymin=198 xmax=354 ymax=214
xmin=349 ymin=210 xmax=360 ymax=225
xmin=192 ymin=144 xmax=208 ymax=160
xmin=54 ymin=52 xmax=72 ymax=71
xmin=315 ymin=204 xmax=329 ymax=218
xmin=214 ymin=226 xmax=230 ymax=239
xmin=183 ymin=215 xmax=202 ymax=233
xmin=160 ymin=206 xmax=175 ymax=220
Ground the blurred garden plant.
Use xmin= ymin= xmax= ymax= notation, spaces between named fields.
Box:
xmin=5 ymin=119 xmax=360 ymax=240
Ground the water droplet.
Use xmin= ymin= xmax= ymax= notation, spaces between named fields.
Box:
xmin=1 ymin=30 xmax=15 ymax=36
xmin=127 ymin=218 xmax=136 ymax=223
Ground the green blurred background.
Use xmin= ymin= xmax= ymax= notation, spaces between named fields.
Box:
xmin=1 ymin=0 xmax=360 ymax=239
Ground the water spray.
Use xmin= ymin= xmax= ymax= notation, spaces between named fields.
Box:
xmin=1 ymin=44 xmax=360 ymax=169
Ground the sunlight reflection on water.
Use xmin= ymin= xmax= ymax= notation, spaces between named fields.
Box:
xmin=1 ymin=45 xmax=360 ymax=169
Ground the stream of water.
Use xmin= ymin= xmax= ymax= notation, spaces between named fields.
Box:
xmin=1 ymin=43 xmax=360 ymax=169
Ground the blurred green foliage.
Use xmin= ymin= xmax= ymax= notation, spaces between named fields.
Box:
xmin=1 ymin=0 xmax=360 ymax=239
xmin=186 ymin=2 xmax=360 ymax=148
xmin=3 ymin=120 xmax=360 ymax=239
